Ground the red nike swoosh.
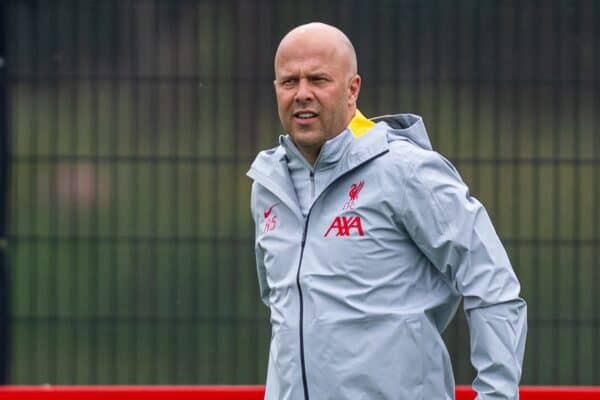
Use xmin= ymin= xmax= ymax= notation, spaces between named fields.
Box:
xmin=264 ymin=203 xmax=279 ymax=219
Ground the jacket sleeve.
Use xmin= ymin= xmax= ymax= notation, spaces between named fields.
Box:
xmin=250 ymin=182 xmax=270 ymax=306
xmin=397 ymin=149 xmax=527 ymax=400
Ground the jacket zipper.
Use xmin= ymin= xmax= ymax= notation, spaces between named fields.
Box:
xmin=309 ymin=171 xmax=315 ymax=201
xmin=296 ymin=214 xmax=311 ymax=400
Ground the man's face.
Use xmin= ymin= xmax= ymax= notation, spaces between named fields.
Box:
xmin=274 ymin=38 xmax=360 ymax=162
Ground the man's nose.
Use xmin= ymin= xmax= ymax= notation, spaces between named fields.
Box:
xmin=294 ymin=79 xmax=313 ymax=103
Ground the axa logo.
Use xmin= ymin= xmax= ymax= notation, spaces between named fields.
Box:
xmin=263 ymin=203 xmax=279 ymax=233
xmin=324 ymin=215 xmax=364 ymax=237
xmin=343 ymin=180 xmax=364 ymax=210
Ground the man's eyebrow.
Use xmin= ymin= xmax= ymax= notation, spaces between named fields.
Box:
xmin=309 ymin=72 xmax=330 ymax=78
xmin=276 ymin=73 xmax=297 ymax=81
xmin=275 ymin=71 xmax=331 ymax=81
xmin=300 ymin=71 xmax=332 ymax=79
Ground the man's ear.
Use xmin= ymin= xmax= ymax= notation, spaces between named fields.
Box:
xmin=348 ymin=74 xmax=361 ymax=104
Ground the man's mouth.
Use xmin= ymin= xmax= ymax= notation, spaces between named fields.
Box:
xmin=294 ymin=111 xmax=319 ymax=119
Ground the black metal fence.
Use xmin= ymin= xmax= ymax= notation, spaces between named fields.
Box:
xmin=3 ymin=0 xmax=599 ymax=386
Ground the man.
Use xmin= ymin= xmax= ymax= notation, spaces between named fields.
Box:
xmin=247 ymin=22 xmax=527 ymax=400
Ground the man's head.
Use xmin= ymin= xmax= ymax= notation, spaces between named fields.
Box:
xmin=274 ymin=22 xmax=361 ymax=164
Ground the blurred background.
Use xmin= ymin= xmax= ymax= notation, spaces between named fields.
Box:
xmin=1 ymin=0 xmax=599 ymax=387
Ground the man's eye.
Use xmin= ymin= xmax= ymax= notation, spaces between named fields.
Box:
xmin=282 ymin=79 xmax=296 ymax=87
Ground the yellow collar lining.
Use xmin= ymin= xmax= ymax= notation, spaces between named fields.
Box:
xmin=348 ymin=109 xmax=376 ymax=138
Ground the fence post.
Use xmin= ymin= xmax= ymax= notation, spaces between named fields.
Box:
xmin=0 ymin=0 xmax=10 ymax=384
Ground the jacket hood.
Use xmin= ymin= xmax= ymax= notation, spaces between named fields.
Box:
xmin=372 ymin=113 xmax=433 ymax=151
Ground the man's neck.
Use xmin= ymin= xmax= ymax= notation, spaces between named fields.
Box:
xmin=297 ymin=145 xmax=319 ymax=166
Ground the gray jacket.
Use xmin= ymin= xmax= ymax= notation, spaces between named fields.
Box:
xmin=247 ymin=114 xmax=527 ymax=400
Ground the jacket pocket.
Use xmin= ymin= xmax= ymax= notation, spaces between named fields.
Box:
xmin=306 ymin=314 xmax=424 ymax=400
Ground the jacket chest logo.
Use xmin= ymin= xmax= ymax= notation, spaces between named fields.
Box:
xmin=343 ymin=180 xmax=364 ymax=210
xmin=324 ymin=216 xmax=364 ymax=237
xmin=263 ymin=203 xmax=279 ymax=233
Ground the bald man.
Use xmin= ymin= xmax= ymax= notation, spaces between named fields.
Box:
xmin=247 ymin=23 xmax=527 ymax=400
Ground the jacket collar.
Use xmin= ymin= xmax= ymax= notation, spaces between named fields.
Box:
xmin=280 ymin=128 xmax=354 ymax=172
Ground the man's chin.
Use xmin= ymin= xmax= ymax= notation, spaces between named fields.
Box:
xmin=290 ymin=131 xmax=324 ymax=146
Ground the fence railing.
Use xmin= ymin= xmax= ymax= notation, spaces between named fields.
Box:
xmin=1 ymin=386 xmax=600 ymax=400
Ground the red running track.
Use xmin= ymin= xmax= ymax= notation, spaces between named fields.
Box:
xmin=0 ymin=385 xmax=600 ymax=399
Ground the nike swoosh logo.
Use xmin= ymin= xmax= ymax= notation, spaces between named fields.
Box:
xmin=264 ymin=203 xmax=279 ymax=219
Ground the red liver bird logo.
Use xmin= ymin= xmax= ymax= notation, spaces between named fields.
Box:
xmin=349 ymin=180 xmax=364 ymax=201
xmin=343 ymin=180 xmax=365 ymax=210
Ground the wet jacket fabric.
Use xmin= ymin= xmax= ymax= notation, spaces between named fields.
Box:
xmin=247 ymin=113 xmax=527 ymax=400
